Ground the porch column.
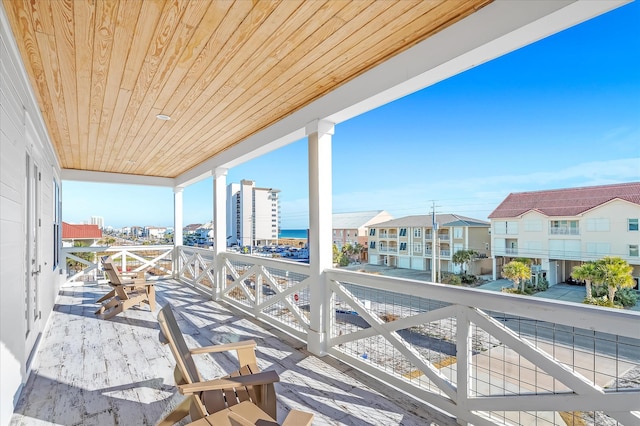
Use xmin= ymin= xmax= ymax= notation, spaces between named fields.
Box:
xmin=173 ymin=187 xmax=184 ymax=279
xmin=213 ymin=167 xmax=228 ymax=300
xmin=307 ymin=119 xmax=334 ymax=356
xmin=173 ymin=187 xmax=184 ymax=246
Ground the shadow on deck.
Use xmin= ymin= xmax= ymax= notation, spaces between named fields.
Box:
xmin=10 ymin=280 xmax=456 ymax=426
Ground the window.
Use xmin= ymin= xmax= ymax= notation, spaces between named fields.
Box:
xmin=369 ymin=241 xmax=376 ymax=249
xmin=453 ymin=227 xmax=463 ymax=239
xmin=586 ymin=218 xmax=609 ymax=232
xmin=414 ymin=228 xmax=422 ymax=238
xmin=414 ymin=243 xmax=422 ymax=252
xmin=399 ymin=228 xmax=407 ymax=237
xmin=524 ymin=219 xmax=543 ymax=232
xmin=630 ymin=245 xmax=639 ymax=257
xmin=629 ymin=219 xmax=639 ymax=231
xmin=400 ymin=242 xmax=407 ymax=251
xmin=369 ymin=229 xmax=375 ymax=236
xmin=586 ymin=242 xmax=610 ymax=257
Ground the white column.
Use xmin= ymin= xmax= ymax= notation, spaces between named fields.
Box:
xmin=213 ymin=168 xmax=228 ymax=300
xmin=307 ymin=119 xmax=334 ymax=356
xmin=173 ymin=187 xmax=184 ymax=246
xmin=173 ymin=187 xmax=184 ymax=279
xmin=492 ymin=256 xmax=497 ymax=281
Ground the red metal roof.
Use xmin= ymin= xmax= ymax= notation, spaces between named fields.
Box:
xmin=488 ymin=182 xmax=640 ymax=219
xmin=62 ymin=222 xmax=102 ymax=239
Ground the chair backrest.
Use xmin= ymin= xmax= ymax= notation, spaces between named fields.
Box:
xmin=102 ymin=256 xmax=125 ymax=285
xmin=158 ymin=304 xmax=202 ymax=385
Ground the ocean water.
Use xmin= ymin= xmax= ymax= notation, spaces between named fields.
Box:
xmin=279 ymin=229 xmax=308 ymax=239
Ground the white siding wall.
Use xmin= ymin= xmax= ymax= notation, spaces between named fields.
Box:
xmin=1 ymin=5 xmax=61 ymax=424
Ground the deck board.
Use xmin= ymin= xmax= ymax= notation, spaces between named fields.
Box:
xmin=11 ymin=280 xmax=456 ymax=426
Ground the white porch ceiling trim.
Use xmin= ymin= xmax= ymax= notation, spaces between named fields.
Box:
xmin=62 ymin=169 xmax=174 ymax=187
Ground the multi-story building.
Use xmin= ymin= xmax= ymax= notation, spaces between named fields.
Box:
xmin=226 ymin=180 xmax=280 ymax=247
xmin=367 ymin=214 xmax=491 ymax=274
xmin=332 ymin=210 xmax=393 ymax=251
xmin=90 ymin=216 xmax=104 ymax=230
xmin=488 ymin=182 xmax=640 ymax=286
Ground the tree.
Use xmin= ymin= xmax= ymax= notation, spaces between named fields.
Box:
xmin=451 ymin=249 xmax=477 ymax=274
xmin=597 ymin=256 xmax=634 ymax=304
xmin=572 ymin=261 xmax=601 ymax=301
xmin=502 ymin=260 xmax=531 ymax=293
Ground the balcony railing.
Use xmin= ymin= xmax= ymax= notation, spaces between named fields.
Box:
xmin=64 ymin=244 xmax=640 ymax=425
xmin=440 ymin=249 xmax=450 ymax=257
xmin=61 ymin=245 xmax=174 ymax=284
xmin=505 ymin=247 xmax=518 ymax=255
xmin=549 ymin=227 xmax=580 ymax=235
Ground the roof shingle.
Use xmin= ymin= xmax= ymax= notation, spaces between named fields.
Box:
xmin=488 ymin=182 xmax=640 ymax=219
xmin=62 ymin=222 xmax=102 ymax=239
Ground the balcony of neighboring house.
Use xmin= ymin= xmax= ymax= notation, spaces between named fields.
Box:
xmin=549 ymin=220 xmax=580 ymax=236
xmin=438 ymin=233 xmax=450 ymax=241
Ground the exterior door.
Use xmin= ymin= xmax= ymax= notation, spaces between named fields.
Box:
xmin=25 ymin=153 xmax=41 ymax=352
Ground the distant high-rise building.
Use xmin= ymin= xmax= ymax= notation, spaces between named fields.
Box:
xmin=226 ymin=180 xmax=280 ymax=247
xmin=90 ymin=216 xmax=104 ymax=229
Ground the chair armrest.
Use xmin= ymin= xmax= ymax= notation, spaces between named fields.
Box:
xmin=282 ymin=410 xmax=314 ymax=426
xmin=178 ymin=370 xmax=280 ymax=395
xmin=190 ymin=340 xmax=257 ymax=355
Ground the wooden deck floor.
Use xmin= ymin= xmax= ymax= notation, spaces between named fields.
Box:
xmin=10 ymin=280 xmax=457 ymax=426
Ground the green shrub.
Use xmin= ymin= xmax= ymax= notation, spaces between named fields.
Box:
xmin=583 ymin=295 xmax=622 ymax=309
xmin=591 ymin=285 xmax=638 ymax=307
xmin=502 ymin=287 xmax=525 ymax=295
xmin=615 ymin=288 xmax=638 ymax=307
xmin=460 ymin=273 xmax=477 ymax=284
xmin=442 ymin=274 xmax=462 ymax=285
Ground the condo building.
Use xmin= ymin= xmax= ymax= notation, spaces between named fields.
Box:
xmin=489 ymin=182 xmax=640 ymax=286
xmin=367 ymin=214 xmax=492 ymax=275
xmin=226 ymin=180 xmax=280 ymax=247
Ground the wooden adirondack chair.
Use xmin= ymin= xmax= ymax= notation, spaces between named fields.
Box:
xmin=156 ymin=304 xmax=283 ymax=426
xmin=184 ymin=400 xmax=313 ymax=426
xmin=95 ymin=256 xmax=156 ymax=319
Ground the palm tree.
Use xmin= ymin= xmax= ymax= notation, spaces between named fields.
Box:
xmin=452 ymin=249 xmax=477 ymax=274
xmin=598 ymin=256 xmax=634 ymax=304
xmin=502 ymin=260 xmax=531 ymax=293
xmin=572 ymin=261 xmax=600 ymax=301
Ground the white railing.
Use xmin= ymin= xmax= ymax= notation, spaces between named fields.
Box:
xmin=325 ymin=270 xmax=640 ymax=426
xmin=175 ymin=245 xmax=216 ymax=290
xmin=61 ymin=245 xmax=174 ymax=284
xmin=550 ymin=227 xmax=580 ymax=235
xmin=171 ymin=247 xmax=640 ymax=425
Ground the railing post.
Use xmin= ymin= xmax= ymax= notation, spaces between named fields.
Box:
xmin=456 ymin=305 xmax=471 ymax=426
xmin=213 ymin=167 xmax=228 ymax=300
xmin=306 ymin=119 xmax=334 ymax=356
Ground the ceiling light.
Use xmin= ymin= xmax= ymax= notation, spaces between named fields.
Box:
xmin=156 ymin=114 xmax=171 ymax=120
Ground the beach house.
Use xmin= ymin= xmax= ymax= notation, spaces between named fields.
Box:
xmin=1 ymin=1 xmax=638 ymax=425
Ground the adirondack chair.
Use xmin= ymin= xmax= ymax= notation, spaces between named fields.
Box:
xmin=184 ymin=400 xmax=313 ymax=426
xmin=156 ymin=304 xmax=283 ymax=426
xmin=95 ymin=256 xmax=156 ymax=319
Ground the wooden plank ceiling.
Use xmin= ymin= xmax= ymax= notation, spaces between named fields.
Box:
xmin=4 ymin=0 xmax=489 ymax=179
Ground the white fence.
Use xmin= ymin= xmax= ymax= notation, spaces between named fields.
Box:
xmin=121 ymin=245 xmax=640 ymax=425
xmin=61 ymin=245 xmax=174 ymax=284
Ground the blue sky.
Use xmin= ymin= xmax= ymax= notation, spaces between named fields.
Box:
xmin=63 ymin=2 xmax=640 ymax=230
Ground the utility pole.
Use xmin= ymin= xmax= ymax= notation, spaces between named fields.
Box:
xmin=430 ymin=201 xmax=440 ymax=283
